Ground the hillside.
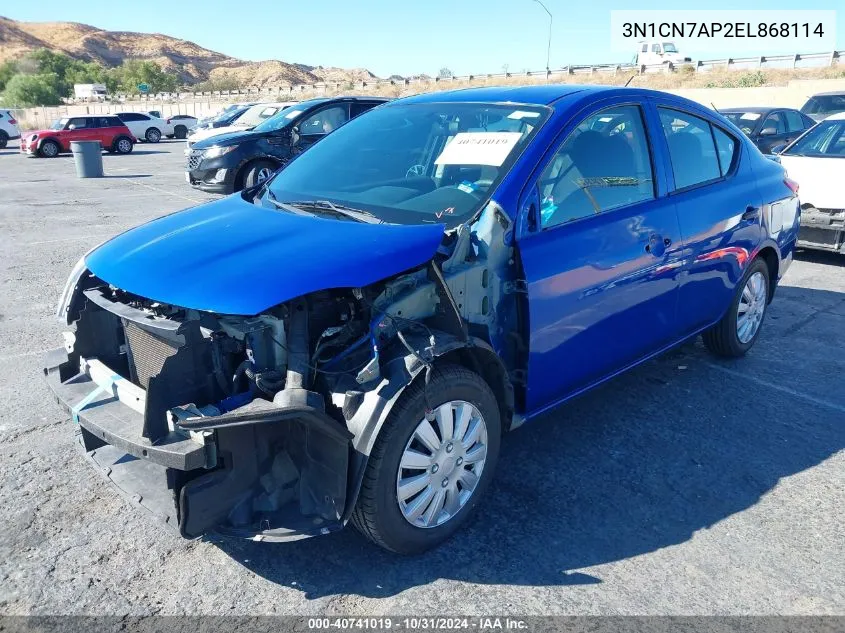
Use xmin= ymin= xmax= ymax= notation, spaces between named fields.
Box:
xmin=0 ymin=16 xmax=378 ymax=88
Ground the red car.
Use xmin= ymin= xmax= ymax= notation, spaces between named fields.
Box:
xmin=21 ymin=115 xmax=135 ymax=157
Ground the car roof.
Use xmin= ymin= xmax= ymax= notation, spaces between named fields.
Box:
xmin=809 ymin=91 xmax=845 ymax=97
xmin=719 ymin=106 xmax=781 ymax=114
xmin=396 ymin=85 xmax=606 ymax=106
xmin=823 ymin=111 xmax=845 ymax=121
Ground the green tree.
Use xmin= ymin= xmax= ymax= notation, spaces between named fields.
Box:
xmin=0 ymin=72 xmax=63 ymax=107
xmin=111 ymin=60 xmax=179 ymax=93
xmin=0 ymin=60 xmax=18 ymax=93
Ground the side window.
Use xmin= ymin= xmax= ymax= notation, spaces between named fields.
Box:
xmin=641 ymin=44 xmax=648 ymax=53
xmin=712 ymin=127 xmax=738 ymax=176
xmin=761 ymin=112 xmax=786 ymax=134
xmin=298 ymin=105 xmax=350 ymax=136
xmin=67 ymin=117 xmax=88 ymax=129
xmin=538 ymin=105 xmax=655 ymax=229
xmin=783 ymin=110 xmax=805 ymax=133
xmin=652 ymin=44 xmax=661 ymax=53
xmin=95 ymin=117 xmax=110 ymax=128
xmin=659 ymin=108 xmax=721 ymax=189
xmin=351 ymin=102 xmax=376 ymax=118
xmin=109 ymin=117 xmax=123 ymax=127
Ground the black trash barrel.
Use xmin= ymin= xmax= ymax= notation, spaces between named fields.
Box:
xmin=70 ymin=141 xmax=104 ymax=178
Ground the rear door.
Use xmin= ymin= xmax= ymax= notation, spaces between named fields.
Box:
xmin=652 ymin=101 xmax=762 ymax=334
xmin=517 ymin=99 xmax=684 ymax=413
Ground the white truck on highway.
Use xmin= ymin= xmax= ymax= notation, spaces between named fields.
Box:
xmin=636 ymin=41 xmax=691 ymax=67
xmin=73 ymin=84 xmax=108 ymax=101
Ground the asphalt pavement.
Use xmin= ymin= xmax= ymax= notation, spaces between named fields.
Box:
xmin=0 ymin=141 xmax=842 ymax=616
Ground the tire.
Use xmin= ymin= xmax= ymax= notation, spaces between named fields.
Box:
xmin=145 ymin=127 xmax=161 ymax=143
xmin=0 ymin=131 xmax=8 ymax=149
xmin=38 ymin=139 xmax=60 ymax=157
xmin=241 ymin=160 xmax=277 ymax=190
xmin=113 ymin=136 xmax=134 ymax=154
xmin=351 ymin=364 xmax=501 ymax=554
xmin=703 ymin=258 xmax=770 ymax=358
xmin=174 ymin=125 xmax=188 ymax=139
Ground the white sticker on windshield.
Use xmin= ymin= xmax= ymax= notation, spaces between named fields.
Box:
xmin=508 ymin=110 xmax=541 ymax=120
xmin=285 ymin=110 xmax=303 ymax=119
xmin=435 ymin=132 xmax=522 ymax=167
xmin=740 ymin=112 xmax=761 ymax=121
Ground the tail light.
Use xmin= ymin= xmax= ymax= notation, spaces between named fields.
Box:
xmin=784 ymin=178 xmax=799 ymax=195
xmin=166 ymin=118 xmax=172 ymax=124
xmin=8 ymin=117 xmax=16 ymax=125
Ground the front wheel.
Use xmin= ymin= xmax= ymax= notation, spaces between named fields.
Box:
xmin=174 ymin=125 xmax=188 ymax=139
xmin=703 ymin=258 xmax=770 ymax=357
xmin=38 ymin=139 xmax=60 ymax=157
xmin=351 ymin=364 xmax=501 ymax=554
xmin=242 ymin=160 xmax=277 ymax=190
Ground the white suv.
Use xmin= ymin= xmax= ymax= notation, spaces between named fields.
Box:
xmin=0 ymin=110 xmax=21 ymax=149
xmin=115 ymin=112 xmax=174 ymax=143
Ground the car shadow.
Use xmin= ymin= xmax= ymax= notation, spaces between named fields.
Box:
xmin=105 ymin=174 xmax=153 ymax=178
xmin=794 ymin=248 xmax=844 ymax=266
xmin=123 ymin=150 xmax=170 ymax=156
xmin=212 ymin=288 xmax=845 ymax=599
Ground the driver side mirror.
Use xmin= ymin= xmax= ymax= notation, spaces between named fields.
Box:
xmin=760 ymin=127 xmax=778 ymax=136
xmin=67 ymin=124 xmax=77 ymax=130
xmin=290 ymin=126 xmax=300 ymax=146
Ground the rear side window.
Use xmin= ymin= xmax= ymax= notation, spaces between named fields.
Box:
xmin=659 ymin=109 xmax=724 ymax=190
xmin=118 ymin=113 xmax=147 ymax=122
xmin=539 ymin=104 xmax=656 ymax=229
xmin=712 ymin=127 xmax=738 ymax=176
xmin=784 ymin=110 xmax=805 ymax=133
xmin=762 ymin=112 xmax=786 ymax=134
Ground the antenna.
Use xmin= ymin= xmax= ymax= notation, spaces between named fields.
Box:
xmin=624 ymin=75 xmax=634 ymax=87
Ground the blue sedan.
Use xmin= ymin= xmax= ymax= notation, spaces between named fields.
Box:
xmin=46 ymin=85 xmax=800 ymax=553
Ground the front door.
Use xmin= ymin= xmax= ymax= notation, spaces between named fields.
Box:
xmin=517 ymin=101 xmax=683 ymax=413
xmin=293 ymin=104 xmax=351 ymax=154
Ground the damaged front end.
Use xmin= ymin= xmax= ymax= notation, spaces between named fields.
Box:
xmin=44 ymin=202 xmax=520 ymax=542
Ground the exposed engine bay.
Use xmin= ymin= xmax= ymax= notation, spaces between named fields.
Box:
xmin=44 ymin=202 xmax=519 ymax=541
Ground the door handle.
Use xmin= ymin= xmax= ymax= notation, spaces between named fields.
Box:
xmin=644 ymin=233 xmax=662 ymax=254
xmin=742 ymin=206 xmax=760 ymax=221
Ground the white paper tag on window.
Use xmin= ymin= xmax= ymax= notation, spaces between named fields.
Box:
xmin=740 ymin=112 xmax=761 ymax=121
xmin=435 ymin=132 xmax=522 ymax=166
xmin=285 ymin=110 xmax=303 ymax=119
xmin=508 ymin=110 xmax=541 ymax=120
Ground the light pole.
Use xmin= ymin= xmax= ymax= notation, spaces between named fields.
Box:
xmin=531 ymin=0 xmax=552 ymax=76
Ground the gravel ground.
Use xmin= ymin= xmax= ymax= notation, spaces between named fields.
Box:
xmin=0 ymin=141 xmax=842 ymax=616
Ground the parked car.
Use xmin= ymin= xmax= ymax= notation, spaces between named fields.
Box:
xmin=45 ymin=86 xmax=799 ymax=553
xmin=0 ymin=109 xmax=21 ymax=149
xmin=187 ymin=97 xmax=386 ymax=193
xmin=775 ymin=112 xmax=845 ymax=254
xmin=193 ymin=103 xmax=256 ymax=131
xmin=164 ymin=114 xmax=198 ymax=139
xmin=719 ymin=107 xmax=816 ymax=154
xmin=20 ymin=115 xmax=134 ymax=157
xmin=115 ymin=112 xmax=173 ymax=143
xmin=800 ymin=91 xmax=845 ymax=122
xmin=185 ymin=102 xmax=297 ymax=152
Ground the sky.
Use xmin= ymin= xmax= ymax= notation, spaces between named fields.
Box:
xmin=4 ymin=1 xmax=843 ymax=77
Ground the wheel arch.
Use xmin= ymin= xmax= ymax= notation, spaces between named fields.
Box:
xmin=37 ymin=136 xmax=62 ymax=152
xmin=234 ymin=155 xmax=281 ymax=191
xmin=754 ymin=244 xmax=780 ymax=303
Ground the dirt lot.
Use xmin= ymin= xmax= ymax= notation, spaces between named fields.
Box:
xmin=0 ymin=141 xmax=842 ymax=616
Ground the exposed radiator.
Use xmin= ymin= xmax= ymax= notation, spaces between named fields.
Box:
xmin=123 ymin=320 xmax=180 ymax=389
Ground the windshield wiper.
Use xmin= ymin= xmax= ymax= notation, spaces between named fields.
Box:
xmin=284 ymin=199 xmax=383 ymax=224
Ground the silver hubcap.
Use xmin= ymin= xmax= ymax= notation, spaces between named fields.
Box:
xmin=43 ymin=143 xmax=57 ymax=156
xmin=256 ymin=167 xmax=272 ymax=183
xmin=148 ymin=130 xmax=159 ymax=141
xmin=737 ymin=271 xmax=767 ymax=344
xmin=118 ymin=140 xmax=131 ymax=152
xmin=396 ymin=400 xmax=488 ymax=529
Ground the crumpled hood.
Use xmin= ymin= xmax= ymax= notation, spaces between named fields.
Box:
xmin=85 ymin=196 xmax=445 ymax=315
xmin=188 ymin=125 xmax=253 ymax=146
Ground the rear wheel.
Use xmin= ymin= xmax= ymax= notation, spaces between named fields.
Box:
xmin=703 ymin=258 xmax=770 ymax=357
xmin=351 ymin=364 xmax=501 ymax=554
xmin=145 ymin=127 xmax=161 ymax=143
xmin=39 ymin=139 xmax=60 ymax=157
xmin=0 ymin=131 xmax=8 ymax=149
xmin=113 ymin=136 xmax=134 ymax=154
xmin=174 ymin=125 xmax=188 ymax=139
xmin=242 ymin=160 xmax=277 ymax=190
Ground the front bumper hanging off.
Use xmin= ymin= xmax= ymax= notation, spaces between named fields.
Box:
xmin=43 ymin=345 xmax=353 ymax=542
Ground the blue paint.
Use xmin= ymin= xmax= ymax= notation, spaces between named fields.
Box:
xmin=85 ymin=196 xmax=445 ymax=315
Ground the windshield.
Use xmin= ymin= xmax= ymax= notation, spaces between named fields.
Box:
xmin=662 ymin=43 xmax=678 ymax=53
xmin=784 ymin=119 xmax=845 ymax=157
xmin=801 ymin=95 xmax=845 ymax=116
xmin=265 ymin=102 xmax=549 ymax=228
xmin=50 ymin=118 xmax=68 ymax=130
xmin=722 ymin=111 xmax=760 ymax=135
xmin=234 ymin=104 xmax=290 ymax=128
xmin=252 ymin=104 xmax=308 ymax=133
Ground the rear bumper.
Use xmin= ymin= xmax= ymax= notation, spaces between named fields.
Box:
xmin=798 ymin=207 xmax=845 ymax=253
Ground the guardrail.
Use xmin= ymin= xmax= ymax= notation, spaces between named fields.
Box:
xmin=71 ymin=49 xmax=841 ymax=103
